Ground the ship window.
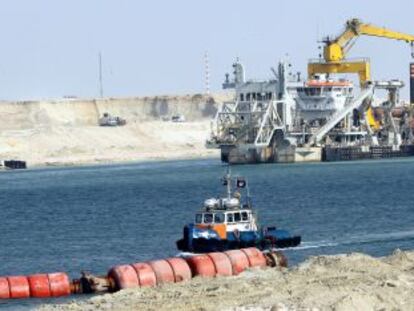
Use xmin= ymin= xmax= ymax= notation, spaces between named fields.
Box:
xmin=226 ymin=213 xmax=234 ymax=223
xmin=325 ymin=87 xmax=332 ymax=92
xmin=305 ymin=88 xmax=321 ymax=96
xmin=214 ymin=213 xmax=225 ymax=224
xmin=246 ymin=93 xmax=251 ymax=101
xmin=195 ymin=214 xmax=202 ymax=224
xmin=204 ymin=213 xmax=213 ymax=224
xmin=257 ymin=93 xmax=262 ymax=100
xmin=241 ymin=212 xmax=249 ymax=221
xmin=252 ymin=93 xmax=256 ymax=100
xmin=333 ymin=87 xmax=341 ymax=92
xmin=234 ymin=212 xmax=241 ymax=222
xmin=240 ymin=94 xmax=244 ymax=101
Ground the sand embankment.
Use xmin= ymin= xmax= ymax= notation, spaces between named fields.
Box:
xmin=39 ymin=250 xmax=414 ymax=310
xmin=0 ymin=93 xmax=232 ymax=166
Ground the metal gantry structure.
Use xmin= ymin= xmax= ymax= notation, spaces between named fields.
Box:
xmin=209 ymin=98 xmax=285 ymax=148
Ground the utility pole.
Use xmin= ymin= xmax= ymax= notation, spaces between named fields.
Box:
xmin=204 ymin=52 xmax=210 ymax=96
xmin=98 ymin=52 xmax=104 ymax=98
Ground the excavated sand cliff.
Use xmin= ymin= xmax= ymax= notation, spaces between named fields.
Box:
xmin=0 ymin=93 xmax=232 ymax=166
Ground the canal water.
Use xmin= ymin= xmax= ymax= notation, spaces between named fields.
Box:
xmin=1 ymin=158 xmax=414 ymax=309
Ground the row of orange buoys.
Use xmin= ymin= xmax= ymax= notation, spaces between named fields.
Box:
xmin=108 ymin=248 xmax=269 ymax=291
xmin=108 ymin=257 xmax=192 ymax=290
xmin=0 ymin=248 xmax=286 ymax=299
xmin=0 ymin=273 xmax=70 ymax=299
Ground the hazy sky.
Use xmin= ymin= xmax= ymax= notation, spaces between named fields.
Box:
xmin=0 ymin=0 xmax=414 ymax=100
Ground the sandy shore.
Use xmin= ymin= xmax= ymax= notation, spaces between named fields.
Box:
xmin=0 ymin=120 xmax=219 ymax=167
xmin=38 ymin=249 xmax=414 ymax=311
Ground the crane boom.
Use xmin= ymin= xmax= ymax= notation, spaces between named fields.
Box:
xmin=309 ymin=18 xmax=414 ymax=86
xmin=324 ymin=18 xmax=414 ymax=62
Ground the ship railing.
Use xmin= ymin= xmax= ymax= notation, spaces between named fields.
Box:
xmin=307 ymin=84 xmax=375 ymax=146
xmin=308 ymin=57 xmax=371 ymax=64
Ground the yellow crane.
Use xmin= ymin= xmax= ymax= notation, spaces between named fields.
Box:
xmin=308 ymin=18 xmax=414 ymax=86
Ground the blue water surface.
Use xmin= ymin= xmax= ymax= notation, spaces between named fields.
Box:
xmin=1 ymin=158 xmax=414 ymax=309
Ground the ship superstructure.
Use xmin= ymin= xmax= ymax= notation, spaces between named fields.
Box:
xmin=207 ymin=59 xmax=414 ymax=163
xmin=207 ymin=18 xmax=414 ymax=164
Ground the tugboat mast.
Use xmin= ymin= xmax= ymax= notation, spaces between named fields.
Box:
xmin=226 ymin=165 xmax=232 ymax=199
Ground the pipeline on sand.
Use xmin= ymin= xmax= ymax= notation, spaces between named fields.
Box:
xmin=0 ymin=248 xmax=287 ymax=299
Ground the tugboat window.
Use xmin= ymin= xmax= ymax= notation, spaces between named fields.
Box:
xmin=204 ymin=213 xmax=213 ymax=224
xmin=241 ymin=212 xmax=249 ymax=221
xmin=214 ymin=213 xmax=225 ymax=223
xmin=195 ymin=214 xmax=202 ymax=224
xmin=226 ymin=213 xmax=234 ymax=223
xmin=234 ymin=212 xmax=241 ymax=222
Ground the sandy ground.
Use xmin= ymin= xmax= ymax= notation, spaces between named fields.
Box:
xmin=0 ymin=120 xmax=219 ymax=167
xmin=38 ymin=249 xmax=414 ymax=311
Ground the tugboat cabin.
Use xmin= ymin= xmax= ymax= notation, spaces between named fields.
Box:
xmin=194 ymin=197 xmax=258 ymax=240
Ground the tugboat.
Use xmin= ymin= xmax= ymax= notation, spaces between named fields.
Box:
xmin=176 ymin=168 xmax=301 ymax=253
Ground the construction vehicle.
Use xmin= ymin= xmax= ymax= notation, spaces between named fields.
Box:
xmin=98 ymin=113 xmax=126 ymax=127
xmin=308 ymin=18 xmax=414 ymax=86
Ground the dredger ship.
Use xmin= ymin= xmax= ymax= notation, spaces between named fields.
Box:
xmin=207 ymin=18 xmax=414 ymax=164
xmin=176 ymin=169 xmax=301 ymax=253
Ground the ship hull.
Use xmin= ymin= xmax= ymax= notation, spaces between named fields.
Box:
xmin=177 ymin=225 xmax=301 ymax=253
xmin=176 ymin=236 xmax=301 ymax=253
xmin=220 ymin=144 xmax=414 ymax=164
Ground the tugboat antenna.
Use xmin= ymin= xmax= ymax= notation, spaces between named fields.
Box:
xmin=226 ymin=165 xmax=232 ymax=199
xmin=246 ymin=180 xmax=252 ymax=208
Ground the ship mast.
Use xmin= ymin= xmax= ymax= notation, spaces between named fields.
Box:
xmin=225 ymin=166 xmax=232 ymax=199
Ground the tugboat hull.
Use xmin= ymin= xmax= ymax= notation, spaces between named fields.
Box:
xmin=176 ymin=236 xmax=301 ymax=253
xmin=176 ymin=225 xmax=301 ymax=253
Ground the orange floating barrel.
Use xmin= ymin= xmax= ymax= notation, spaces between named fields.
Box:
xmin=0 ymin=278 xmax=10 ymax=299
xmin=185 ymin=254 xmax=216 ymax=277
xmin=224 ymin=250 xmax=250 ymax=275
xmin=108 ymin=265 xmax=139 ymax=291
xmin=148 ymin=259 xmax=175 ymax=285
xmin=166 ymin=258 xmax=192 ymax=282
xmin=48 ymin=272 xmax=71 ymax=297
xmin=131 ymin=263 xmax=156 ymax=287
xmin=207 ymin=252 xmax=233 ymax=276
xmin=8 ymin=276 xmax=30 ymax=299
xmin=241 ymin=248 xmax=267 ymax=268
xmin=28 ymin=274 xmax=50 ymax=298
